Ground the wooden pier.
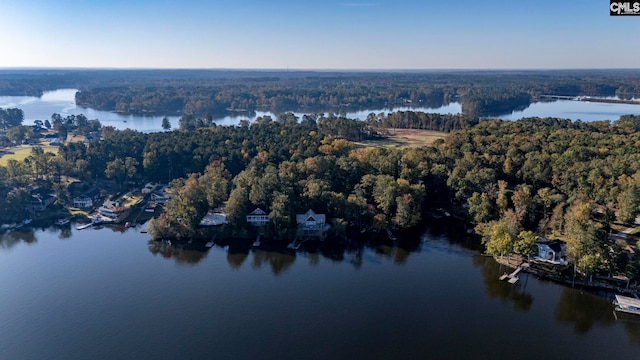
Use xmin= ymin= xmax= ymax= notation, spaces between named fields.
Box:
xmin=76 ymin=223 xmax=93 ymax=230
xmin=499 ymin=262 xmax=530 ymax=284
xmin=252 ymin=235 xmax=261 ymax=247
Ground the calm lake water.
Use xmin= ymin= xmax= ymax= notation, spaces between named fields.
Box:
xmin=498 ymin=99 xmax=640 ymax=122
xmin=1 ymin=89 xmax=639 ymax=133
xmin=0 ymin=223 xmax=638 ymax=360
xmin=0 ymin=89 xmax=461 ymax=133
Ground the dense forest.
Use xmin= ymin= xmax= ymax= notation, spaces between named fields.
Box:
xmin=2 ymin=69 xmax=640 ymax=116
xmin=73 ymin=71 xmax=640 ymax=117
xmin=2 ymin=108 xmax=640 ymax=281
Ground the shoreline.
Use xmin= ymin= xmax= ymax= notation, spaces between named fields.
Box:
xmin=494 ymin=254 xmax=639 ymax=298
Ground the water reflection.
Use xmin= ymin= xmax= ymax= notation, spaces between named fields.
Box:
xmin=226 ymin=251 xmax=249 ymax=270
xmin=145 ymin=225 xmax=428 ymax=272
xmin=58 ymin=227 xmax=72 ymax=239
xmin=619 ymin=317 xmax=640 ymax=344
xmin=251 ymin=249 xmax=296 ymax=275
xmin=304 ymin=252 xmax=322 ymax=267
xmin=0 ymin=224 xmax=79 ymax=249
xmin=375 ymin=244 xmax=411 ymax=264
xmin=0 ymin=230 xmax=37 ymax=250
xmin=473 ymin=255 xmax=534 ymax=311
xmin=555 ymin=288 xmax=615 ymax=333
xmin=147 ymin=239 xmax=210 ymax=265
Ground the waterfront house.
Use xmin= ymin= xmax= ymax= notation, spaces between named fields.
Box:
xmin=151 ymin=188 xmax=171 ymax=204
xmin=536 ymin=239 xmax=568 ymax=265
xmin=246 ymin=208 xmax=269 ymax=226
xmin=73 ymin=188 xmax=101 ymax=208
xmin=296 ymin=209 xmax=326 ymax=230
xmin=25 ymin=189 xmax=55 ymax=213
xmin=98 ymin=199 xmax=125 ymax=220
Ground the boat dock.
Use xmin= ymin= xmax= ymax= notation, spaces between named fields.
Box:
xmin=499 ymin=262 xmax=529 ymax=284
xmin=205 ymin=236 xmax=216 ymax=248
xmin=76 ymin=223 xmax=93 ymax=230
xmin=614 ymin=295 xmax=640 ymax=316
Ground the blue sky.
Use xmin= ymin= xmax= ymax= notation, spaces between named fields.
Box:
xmin=0 ymin=0 xmax=637 ymax=69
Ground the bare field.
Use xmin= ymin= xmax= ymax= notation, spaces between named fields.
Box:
xmin=354 ymin=129 xmax=446 ymax=148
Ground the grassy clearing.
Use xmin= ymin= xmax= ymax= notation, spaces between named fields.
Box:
xmin=354 ymin=129 xmax=446 ymax=149
xmin=0 ymin=144 xmax=59 ymax=166
xmin=68 ymin=207 xmax=89 ymax=217
xmin=67 ymin=135 xmax=87 ymax=143
xmin=122 ymin=193 xmax=144 ymax=208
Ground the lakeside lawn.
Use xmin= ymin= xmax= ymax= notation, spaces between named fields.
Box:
xmin=122 ymin=193 xmax=143 ymax=208
xmin=0 ymin=144 xmax=59 ymax=166
xmin=68 ymin=207 xmax=89 ymax=217
xmin=354 ymin=129 xmax=446 ymax=148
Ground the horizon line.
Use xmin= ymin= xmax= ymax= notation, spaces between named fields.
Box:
xmin=1 ymin=67 xmax=640 ymax=72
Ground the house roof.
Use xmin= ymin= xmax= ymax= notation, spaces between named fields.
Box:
xmin=82 ymin=188 xmax=100 ymax=198
xmin=249 ymin=208 xmax=267 ymax=215
xmin=101 ymin=199 xmax=121 ymax=209
xmin=74 ymin=189 xmax=99 ymax=201
xmin=538 ymin=239 xmax=565 ymax=253
xmin=296 ymin=209 xmax=325 ymax=223
xmin=30 ymin=193 xmax=54 ymax=203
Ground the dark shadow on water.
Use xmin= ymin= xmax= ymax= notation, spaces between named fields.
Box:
xmin=251 ymin=249 xmax=296 ymax=276
xmin=144 ymin=219 xmax=476 ymax=273
xmin=553 ymin=282 xmax=640 ymax=343
xmin=554 ymin=288 xmax=615 ymax=334
xmin=58 ymin=227 xmax=72 ymax=239
xmin=619 ymin=315 xmax=640 ymax=344
xmin=147 ymin=238 xmax=211 ymax=265
xmin=226 ymin=251 xmax=249 ymax=270
xmin=423 ymin=218 xmax=484 ymax=252
xmin=0 ymin=229 xmax=37 ymax=250
xmin=473 ymin=255 xmax=534 ymax=312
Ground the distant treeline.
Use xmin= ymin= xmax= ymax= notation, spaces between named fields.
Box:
xmin=2 ymin=69 xmax=640 ymax=116
xmin=74 ymin=82 xmax=450 ymax=116
xmin=73 ymin=71 xmax=640 ymax=117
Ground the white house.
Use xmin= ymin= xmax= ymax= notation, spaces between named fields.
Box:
xmin=536 ymin=239 xmax=568 ymax=265
xmin=151 ymin=187 xmax=171 ymax=204
xmin=246 ymin=208 xmax=269 ymax=226
xmin=73 ymin=195 xmax=93 ymax=208
xmin=98 ymin=199 xmax=125 ymax=219
xmin=73 ymin=188 xmax=101 ymax=208
xmin=296 ymin=209 xmax=326 ymax=230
